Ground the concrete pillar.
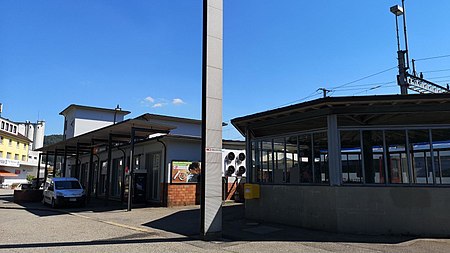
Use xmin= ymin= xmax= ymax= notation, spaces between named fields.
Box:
xmin=201 ymin=0 xmax=223 ymax=239
xmin=327 ymin=114 xmax=341 ymax=186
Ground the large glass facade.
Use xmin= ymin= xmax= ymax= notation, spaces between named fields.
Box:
xmin=341 ymin=128 xmax=450 ymax=185
xmin=251 ymin=131 xmax=328 ymax=185
xmin=250 ymin=127 xmax=450 ymax=186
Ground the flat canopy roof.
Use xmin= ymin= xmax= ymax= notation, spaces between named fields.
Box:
xmin=232 ymin=93 xmax=450 ymax=137
xmin=59 ymin=104 xmax=131 ymax=116
xmin=38 ymin=118 xmax=175 ymax=153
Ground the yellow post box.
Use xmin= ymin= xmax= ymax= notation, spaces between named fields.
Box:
xmin=244 ymin=184 xmax=260 ymax=199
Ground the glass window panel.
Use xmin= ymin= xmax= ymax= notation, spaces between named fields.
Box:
xmin=408 ymin=129 xmax=431 ymax=184
xmin=432 ymin=129 xmax=450 ymax=184
xmin=273 ymin=138 xmax=286 ymax=183
xmin=298 ymin=134 xmax=313 ymax=183
xmin=262 ymin=141 xmax=273 ymax=183
xmin=385 ymin=130 xmax=409 ymax=184
xmin=313 ymin=132 xmax=328 ymax=184
xmin=340 ymin=131 xmax=363 ymax=184
xmin=439 ymin=150 xmax=450 ymax=184
xmin=362 ymin=130 xmax=385 ymax=184
xmin=286 ymin=136 xmax=299 ymax=184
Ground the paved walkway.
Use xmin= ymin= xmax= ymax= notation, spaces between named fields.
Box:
xmin=2 ymin=189 xmax=450 ymax=252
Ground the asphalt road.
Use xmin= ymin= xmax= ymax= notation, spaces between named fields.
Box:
xmin=2 ymin=189 xmax=450 ymax=252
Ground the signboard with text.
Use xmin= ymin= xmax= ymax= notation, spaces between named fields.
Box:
xmin=0 ymin=158 xmax=20 ymax=168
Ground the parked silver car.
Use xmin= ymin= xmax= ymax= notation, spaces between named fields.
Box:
xmin=42 ymin=177 xmax=86 ymax=208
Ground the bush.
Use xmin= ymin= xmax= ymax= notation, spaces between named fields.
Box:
xmin=26 ymin=174 xmax=36 ymax=183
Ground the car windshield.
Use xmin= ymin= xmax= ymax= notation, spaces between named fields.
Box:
xmin=55 ymin=181 xmax=81 ymax=190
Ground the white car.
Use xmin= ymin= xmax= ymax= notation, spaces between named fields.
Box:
xmin=42 ymin=177 xmax=86 ymax=208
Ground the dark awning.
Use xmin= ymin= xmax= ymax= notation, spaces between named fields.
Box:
xmin=232 ymin=93 xmax=450 ymax=138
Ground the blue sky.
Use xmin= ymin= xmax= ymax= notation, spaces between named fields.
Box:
xmin=1 ymin=1 xmax=450 ymax=139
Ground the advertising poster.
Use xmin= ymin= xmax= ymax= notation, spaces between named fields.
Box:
xmin=171 ymin=161 xmax=201 ymax=184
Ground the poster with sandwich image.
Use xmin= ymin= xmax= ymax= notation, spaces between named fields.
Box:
xmin=171 ymin=161 xmax=201 ymax=183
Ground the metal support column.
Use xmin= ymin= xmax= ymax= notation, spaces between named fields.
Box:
xmin=87 ymin=145 xmax=95 ymax=202
xmin=117 ymin=147 xmax=126 ymax=202
xmin=36 ymin=153 xmax=42 ymax=189
xmin=397 ymin=50 xmax=409 ymax=95
xmin=106 ymin=134 xmax=112 ymax=204
xmin=75 ymin=143 xmax=80 ymax=179
xmin=62 ymin=147 xmax=67 ymax=177
xmin=52 ymin=150 xmax=58 ymax=177
xmin=94 ymin=154 xmax=100 ymax=199
xmin=157 ymin=138 xmax=168 ymax=206
xmin=127 ymin=128 xmax=136 ymax=211
xmin=43 ymin=152 xmax=49 ymax=182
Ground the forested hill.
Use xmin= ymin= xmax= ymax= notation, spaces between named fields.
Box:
xmin=44 ymin=134 xmax=63 ymax=146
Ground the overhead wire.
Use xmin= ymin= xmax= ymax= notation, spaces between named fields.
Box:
xmin=280 ymin=55 xmax=450 ymax=109
xmin=333 ymin=81 xmax=396 ymax=90
xmin=276 ymin=89 xmax=322 ymax=108
xmin=352 ymin=84 xmax=398 ymax=95
xmin=330 ymin=66 xmax=397 ymax=90
xmin=425 ymin=75 xmax=450 ymax=80
xmin=422 ymin=68 xmax=450 ymax=74
xmin=414 ymin=54 xmax=450 ymax=62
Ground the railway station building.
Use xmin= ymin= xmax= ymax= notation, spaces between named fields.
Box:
xmin=232 ymin=93 xmax=450 ymax=236
xmin=38 ymin=104 xmax=245 ymax=207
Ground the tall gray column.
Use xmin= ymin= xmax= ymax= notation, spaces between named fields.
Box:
xmin=201 ymin=0 xmax=223 ymax=238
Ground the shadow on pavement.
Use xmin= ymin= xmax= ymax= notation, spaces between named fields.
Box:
xmin=0 ymin=237 xmax=193 ymax=250
xmin=144 ymin=204 xmax=418 ymax=244
xmin=143 ymin=208 xmax=201 ymax=236
xmin=0 ymin=191 xmax=132 ymax=217
xmin=1 ymin=190 xmax=421 ymax=245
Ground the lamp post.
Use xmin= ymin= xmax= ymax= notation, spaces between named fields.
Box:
xmin=390 ymin=5 xmax=403 ymax=52
xmin=390 ymin=1 xmax=409 ymax=95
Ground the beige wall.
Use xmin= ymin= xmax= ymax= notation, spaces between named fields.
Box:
xmin=246 ymin=185 xmax=450 ymax=236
